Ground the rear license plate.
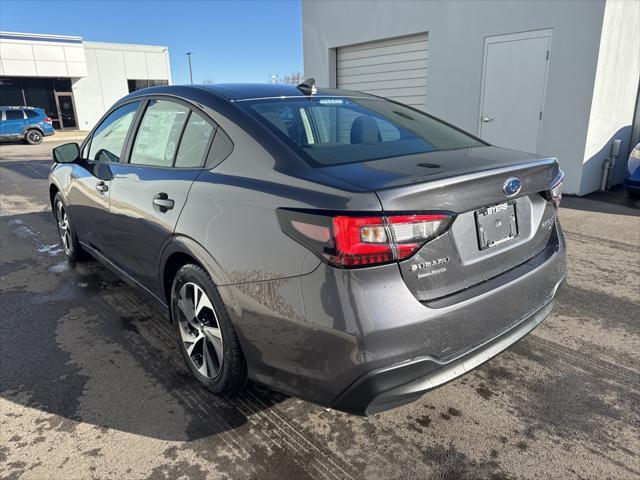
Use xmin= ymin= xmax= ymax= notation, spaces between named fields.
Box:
xmin=475 ymin=202 xmax=518 ymax=250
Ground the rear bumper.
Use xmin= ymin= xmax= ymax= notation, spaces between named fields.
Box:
xmin=333 ymin=292 xmax=560 ymax=415
xmin=222 ymin=222 xmax=566 ymax=413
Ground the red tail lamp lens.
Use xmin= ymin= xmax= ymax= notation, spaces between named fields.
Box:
xmin=279 ymin=210 xmax=452 ymax=268
xmin=330 ymin=216 xmax=393 ymax=266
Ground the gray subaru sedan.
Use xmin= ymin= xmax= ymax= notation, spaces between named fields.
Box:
xmin=48 ymin=82 xmax=566 ymax=415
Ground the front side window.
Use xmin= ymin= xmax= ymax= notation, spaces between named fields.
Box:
xmin=174 ymin=111 xmax=215 ymax=168
xmin=5 ymin=110 xmax=24 ymax=120
xmin=88 ymin=102 xmax=140 ymax=162
xmin=246 ymin=97 xmax=485 ymax=166
xmin=130 ymin=100 xmax=189 ymax=167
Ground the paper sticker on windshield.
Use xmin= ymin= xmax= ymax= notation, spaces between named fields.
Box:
xmin=318 ymin=99 xmax=344 ymax=105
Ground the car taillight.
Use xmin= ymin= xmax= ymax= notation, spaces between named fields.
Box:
xmin=549 ymin=170 xmax=564 ymax=208
xmin=279 ymin=210 xmax=452 ymax=268
xmin=44 ymin=117 xmax=52 ymax=124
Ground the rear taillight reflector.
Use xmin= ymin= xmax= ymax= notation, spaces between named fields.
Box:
xmin=43 ymin=117 xmax=52 ymax=124
xmin=279 ymin=210 xmax=452 ymax=268
xmin=549 ymin=170 xmax=564 ymax=207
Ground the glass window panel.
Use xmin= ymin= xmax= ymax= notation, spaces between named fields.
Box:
xmin=5 ymin=110 xmax=24 ymax=120
xmin=88 ymin=102 xmax=140 ymax=162
xmin=174 ymin=112 xmax=215 ymax=168
xmin=130 ymin=100 xmax=189 ymax=167
xmin=248 ymin=97 xmax=485 ymax=166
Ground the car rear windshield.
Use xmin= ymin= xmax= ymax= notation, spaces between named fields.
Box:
xmin=244 ymin=96 xmax=486 ymax=166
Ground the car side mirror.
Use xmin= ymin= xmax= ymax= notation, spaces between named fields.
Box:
xmin=53 ymin=143 xmax=80 ymax=164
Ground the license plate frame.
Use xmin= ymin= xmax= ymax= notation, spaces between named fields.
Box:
xmin=475 ymin=202 xmax=519 ymax=250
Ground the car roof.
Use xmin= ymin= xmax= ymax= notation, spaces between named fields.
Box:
xmin=124 ymin=83 xmax=378 ymax=103
xmin=197 ymin=83 xmax=377 ymax=101
xmin=0 ymin=106 xmax=42 ymax=110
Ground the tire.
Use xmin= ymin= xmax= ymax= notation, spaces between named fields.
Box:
xmin=171 ymin=264 xmax=247 ymax=395
xmin=25 ymin=129 xmax=43 ymax=145
xmin=53 ymin=192 xmax=84 ymax=262
xmin=626 ymin=189 xmax=640 ymax=199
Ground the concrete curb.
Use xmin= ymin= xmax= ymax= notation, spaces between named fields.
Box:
xmin=43 ymin=131 xmax=89 ymax=143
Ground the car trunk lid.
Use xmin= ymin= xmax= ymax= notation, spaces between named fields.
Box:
xmin=317 ymin=146 xmax=560 ymax=301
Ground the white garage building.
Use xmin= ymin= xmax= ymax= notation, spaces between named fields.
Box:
xmin=0 ymin=31 xmax=171 ymax=131
xmin=302 ymin=0 xmax=640 ymax=195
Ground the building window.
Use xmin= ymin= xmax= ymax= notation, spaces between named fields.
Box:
xmin=127 ymin=79 xmax=169 ymax=93
xmin=0 ymin=76 xmax=75 ymax=129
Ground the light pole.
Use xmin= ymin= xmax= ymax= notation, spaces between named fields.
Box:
xmin=186 ymin=52 xmax=193 ymax=84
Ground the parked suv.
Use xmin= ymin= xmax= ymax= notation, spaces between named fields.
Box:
xmin=48 ymin=83 xmax=566 ymax=415
xmin=624 ymin=142 xmax=640 ymax=198
xmin=0 ymin=106 xmax=55 ymax=144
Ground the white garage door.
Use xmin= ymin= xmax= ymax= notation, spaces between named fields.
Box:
xmin=336 ymin=34 xmax=428 ymax=110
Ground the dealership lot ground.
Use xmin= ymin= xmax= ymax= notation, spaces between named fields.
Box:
xmin=1 ymin=141 xmax=639 ymax=480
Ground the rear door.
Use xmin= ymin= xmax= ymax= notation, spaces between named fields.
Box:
xmin=107 ymin=98 xmax=217 ymax=294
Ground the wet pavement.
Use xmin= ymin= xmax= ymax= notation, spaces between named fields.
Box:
xmin=1 ymin=141 xmax=639 ymax=480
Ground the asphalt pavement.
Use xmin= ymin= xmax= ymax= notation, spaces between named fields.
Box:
xmin=1 ymin=140 xmax=639 ymax=480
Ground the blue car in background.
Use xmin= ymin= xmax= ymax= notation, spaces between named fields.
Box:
xmin=0 ymin=106 xmax=55 ymax=145
xmin=625 ymin=142 xmax=640 ymax=198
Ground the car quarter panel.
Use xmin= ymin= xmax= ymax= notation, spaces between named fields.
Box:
xmin=217 ymin=221 xmax=565 ymax=406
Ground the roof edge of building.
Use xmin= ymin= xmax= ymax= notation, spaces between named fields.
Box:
xmin=0 ymin=31 xmax=83 ymax=43
xmin=82 ymin=40 xmax=169 ymax=52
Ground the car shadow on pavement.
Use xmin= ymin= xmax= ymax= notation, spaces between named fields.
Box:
xmin=0 ymin=159 xmax=54 ymax=181
xmin=0 ymin=210 xmax=287 ymax=442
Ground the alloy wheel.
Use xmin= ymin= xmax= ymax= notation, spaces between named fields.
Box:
xmin=55 ymin=200 xmax=72 ymax=256
xmin=27 ymin=130 xmax=42 ymax=143
xmin=176 ymin=282 xmax=224 ymax=378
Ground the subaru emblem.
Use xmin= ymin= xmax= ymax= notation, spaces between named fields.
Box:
xmin=503 ymin=177 xmax=522 ymax=197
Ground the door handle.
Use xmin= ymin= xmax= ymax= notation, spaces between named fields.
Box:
xmin=153 ymin=193 xmax=175 ymax=212
xmin=96 ymin=181 xmax=108 ymax=192
xmin=481 ymin=116 xmax=494 ymax=123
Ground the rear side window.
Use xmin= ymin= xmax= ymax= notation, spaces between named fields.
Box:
xmin=89 ymin=102 xmax=140 ymax=162
xmin=130 ymin=100 xmax=189 ymax=167
xmin=247 ymin=97 xmax=485 ymax=166
xmin=5 ymin=110 xmax=24 ymax=120
xmin=174 ymin=111 xmax=215 ymax=168
xmin=25 ymin=110 xmax=39 ymax=119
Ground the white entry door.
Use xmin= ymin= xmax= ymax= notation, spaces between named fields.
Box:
xmin=479 ymin=30 xmax=551 ymax=153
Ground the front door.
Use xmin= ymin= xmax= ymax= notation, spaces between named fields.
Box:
xmin=479 ymin=30 xmax=551 ymax=153
xmin=66 ymin=101 xmax=141 ymax=251
xmin=55 ymin=93 xmax=78 ymax=129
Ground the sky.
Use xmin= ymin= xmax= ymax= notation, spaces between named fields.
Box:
xmin=0 ymin=0 xmax=304 ymax=84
